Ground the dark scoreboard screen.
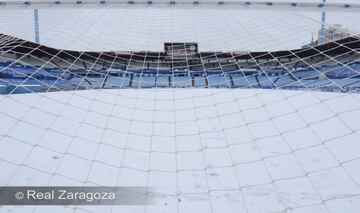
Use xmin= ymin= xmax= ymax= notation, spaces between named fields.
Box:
xmin=164 ymin=42 xmax=198 ymax=58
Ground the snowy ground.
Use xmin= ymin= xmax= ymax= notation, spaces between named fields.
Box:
xmin=0 ymin=88 xmax=360 ymax=213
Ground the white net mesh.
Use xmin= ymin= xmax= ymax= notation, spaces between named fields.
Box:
xmin=0 ymin=1 xmax=360 ymax=213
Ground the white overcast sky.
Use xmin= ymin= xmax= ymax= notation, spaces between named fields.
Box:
xmin=0 ymin=0 xmax=359 ymax=51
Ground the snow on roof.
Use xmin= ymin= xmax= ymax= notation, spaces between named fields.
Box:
xmin=0 ymin=88 xmax=360 ymax=212
xmin=1 ymin=5 xmax=359 ymax=52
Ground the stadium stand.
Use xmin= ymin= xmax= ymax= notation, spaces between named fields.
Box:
xmin=0 ymin=34 xmax=359 ymax=94
xmin=1 ymin=61 xmax=360 ymax=94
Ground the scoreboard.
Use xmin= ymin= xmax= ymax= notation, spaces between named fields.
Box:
xmin=164 ymin=42 xmax=198 ymax=58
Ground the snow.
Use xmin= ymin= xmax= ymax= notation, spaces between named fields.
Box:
xmin=1 ymin=6 xmax=359 ymax=51
xmin=0 ymin=88 xmax=360 ymax=213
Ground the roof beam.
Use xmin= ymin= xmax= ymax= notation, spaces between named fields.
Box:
xmin=1 ymin=0 xmax=359 ymax=11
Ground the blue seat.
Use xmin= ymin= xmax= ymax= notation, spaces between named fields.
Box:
xmin=194 ymin=76 xmax=206 ymax=87
xmin=207 ymin=74 xmax=230 ymax=88
xmin=173 ymin=76 xmax=191 ymax=88
xmin=156 ymin=76 xmax=170 ymax=87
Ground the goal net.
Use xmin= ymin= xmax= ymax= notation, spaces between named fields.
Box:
xmin=0 ymin=1 xmax=360 ymax=213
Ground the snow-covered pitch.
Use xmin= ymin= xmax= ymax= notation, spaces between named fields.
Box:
xmin=0 ymin=88 xmax=360 ymax=213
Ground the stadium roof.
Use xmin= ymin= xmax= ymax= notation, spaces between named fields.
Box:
xmin=1 ymin=2 xmax=360 ymax=52
xmin=1 ymin=33 xmax=359 ymax=60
